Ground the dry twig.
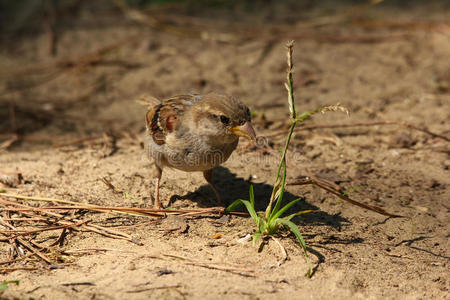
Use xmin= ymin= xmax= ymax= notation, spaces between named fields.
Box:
xmin=148 ymin=253 xmax=256 ymax=278
xmin=0 ymin=193 xmax=246 ymax=217
xmin=288 ymin=175 xmax=404 ymax=218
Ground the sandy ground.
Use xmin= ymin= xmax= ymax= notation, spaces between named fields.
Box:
xmin=0 ymin=1 xmax=449 ymax=299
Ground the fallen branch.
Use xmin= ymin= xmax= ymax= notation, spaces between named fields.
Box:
xmin=0 ymin=216 xmax=55 ymax=265
xmin=288 ymin=175 xmax=404 ymax=218
xmin=1 ymin=220 xmax=88 ymax=239
xmin=15 ymin=237 xmax=54 ymax=265
xmin=0 ymin=193 xmax=247 ymax=217
xmin=0 ymin=197 xmax=142 ymax=245
xmin=62 ymin=248 xmax=136 ymax=254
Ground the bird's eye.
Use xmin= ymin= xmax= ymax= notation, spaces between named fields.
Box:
xmin=220 ymin=115 xmax=230 ymax=125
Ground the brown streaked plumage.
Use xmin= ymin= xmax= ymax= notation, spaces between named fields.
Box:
xmin=144 ymin=92 xmax=256 ymax=208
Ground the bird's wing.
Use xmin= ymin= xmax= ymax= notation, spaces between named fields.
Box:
xmin=145 ymin=94 xmax=202 ymax=145
xmin=136 ymin=95 xmax=161 ymax=107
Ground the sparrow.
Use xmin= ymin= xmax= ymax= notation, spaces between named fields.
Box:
xmin=143 ymin=92 xmax=256 ymax=209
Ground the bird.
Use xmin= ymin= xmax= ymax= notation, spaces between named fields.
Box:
xmin=143 ymin=92 xmax=256 ymax=209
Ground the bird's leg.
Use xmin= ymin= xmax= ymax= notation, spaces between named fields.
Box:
xmin=203 ymin=168 xmax=224 ymax=206
xmin=153 ymin=165 xmax=163 ymax=209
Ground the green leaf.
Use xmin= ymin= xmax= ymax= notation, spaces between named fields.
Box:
xmin=276 ymin=218 xmax=311 ymax=276
xmin=0 ymin=280 xmax=19 ymax=290
xmin=276 ymin=218 xmax=308 ymax=257
xmin=252 ymin=232 xmax=262 ymax=246
xmin=0 ymin=189 xmax=6 ymax=193
xmin=285 ymin=209 xmax=315 ymax=221
xmin=270 ymin=198 xmax=303 ymax=222
xmin=265 ymin=219 xmax=280 ymax=235
xmin=225 ymin=199 xmax=244 ymax=213
xmin=258 ymin=217 xmax=266 ymax=234
xmin=241 ymin=200 xmax=258 ymax=223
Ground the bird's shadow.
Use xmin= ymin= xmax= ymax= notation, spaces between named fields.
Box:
xmin=171 ymin=166 xmax=349 ymax=230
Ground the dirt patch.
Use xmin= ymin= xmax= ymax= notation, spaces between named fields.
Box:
xmin=1 ymin=1 xmax=449 ymax=299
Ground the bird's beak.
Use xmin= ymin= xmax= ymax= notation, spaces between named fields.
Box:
xmin=230 ymin=122 xmax=256 ymax=141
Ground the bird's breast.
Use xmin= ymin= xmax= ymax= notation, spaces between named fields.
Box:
xmin=149 ymin=133 xmax=238 ymax=172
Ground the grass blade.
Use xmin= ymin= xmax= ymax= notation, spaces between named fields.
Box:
xmin=276 ymin=219 xmax=307 ymax=253
xmin=252 ymin=232 xmax=262 ymax=246
xmin=276 ymin=218 xmax=311 ymax=276
xmin=225 ymin=199 xmax=244 ymax=214
xmin=240 ymin=200 xmax=258 ymax=223
xmin=285 ymin=209 xmax=315 ymax=221
xmin=258 ymin=216 xmax=266 ymax=234
xmin=270 ymin=198 xmax=302 ymax=222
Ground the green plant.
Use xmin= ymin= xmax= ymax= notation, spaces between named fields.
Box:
xmin=226 ymin=41 xmax=348 ymax=276
xmin=226 ymin=185 xmax=314 ymax=266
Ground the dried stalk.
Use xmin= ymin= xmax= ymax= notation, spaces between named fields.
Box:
xmin=1 ymin=193 xmax=245 ymax=217
xmin=149 ymin=253 xmax=256 ymax=278
xmin=288 ymin=175 xmax=404 ymax=218
xmin=264 ymin=40 xmax=296 ymax=219
xmin=0 ymin=197 xmax=140 ymax=245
